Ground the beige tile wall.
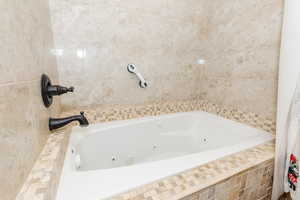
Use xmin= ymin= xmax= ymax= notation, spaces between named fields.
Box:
xmin=49 ymin=0 xmax=283 ymax=120
xmin=0 ymin=0 xmax=60 ymax=200
xmin=198 ymin=0 xmax=283 ymax=120
xmin=182 ymin=159 xmax=274 ymax=200
xmin=49 ymin=0 xmax=207 ymax=110
xmin=1 ymin=0 xmax=283 ymax=199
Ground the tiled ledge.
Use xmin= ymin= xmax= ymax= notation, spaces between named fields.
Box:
xmin=16 ymin=99 xmax=276 ymax=200
xmin=181 ymin=158 xmax=274 ymax=200
xmin=62 ymin=100 xmax=276 ymax=134
xmin=16 ymin=129 xmax=70 ymax=200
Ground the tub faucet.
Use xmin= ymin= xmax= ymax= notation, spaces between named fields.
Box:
xmin=49 ymin=112 xmax=89 ymax=131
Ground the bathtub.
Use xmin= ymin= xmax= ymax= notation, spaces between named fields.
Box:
xmin=56 ymin=111 xmax=274 ymax=200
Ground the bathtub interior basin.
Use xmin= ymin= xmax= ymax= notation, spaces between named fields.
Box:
xmin=56 ymin=111 xmax=274 ymax=200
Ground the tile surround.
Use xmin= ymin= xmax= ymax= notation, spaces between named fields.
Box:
xmin=62 ymin=99 xmax=276 ymax=134
xmin=197 ymin=0 xmax=283 ymax=120
xmin=17 ymin=99 xmax=276 ymax=200
xmin=43 ymin=1 xmax=282 ymax=196
xmin=1 ymin=0 xmax=282 ymax=199
xmin=49 ymin=0 xmax=283 ymax=121
xmin=0 ymin=0 xmax=60 ymax=200
xmin=16 ymin=129 xmax=70 ymax=200
xmin=180 ymin=159 xmax=274 ymax=200
xmin=49 ymin=0 xmax=206 ymax=109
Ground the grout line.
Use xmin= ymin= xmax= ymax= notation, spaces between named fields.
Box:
xmin=0 ymin=78 xmax=41 ymax=87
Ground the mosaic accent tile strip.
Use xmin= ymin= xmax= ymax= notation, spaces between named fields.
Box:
xmin=16 ymin=99 xmax=276 ymax=200
xmin=62 ymin=99 xmax=276 ymax=134
xmin=16 ymin=129 xmax=70 ymax=200
xmin=182 ymin=159 xmax=274 ymax=200
xmin=107 ymin=141 xmax=275 ymax=200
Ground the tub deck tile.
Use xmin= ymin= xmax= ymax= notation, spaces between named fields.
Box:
xmin=16 ymin=99 xmax=276 ymax=200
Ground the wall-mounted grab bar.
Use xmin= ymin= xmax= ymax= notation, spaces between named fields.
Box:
xmin=127 ymin=64 xmax=148 ymax=88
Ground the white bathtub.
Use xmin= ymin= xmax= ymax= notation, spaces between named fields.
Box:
xmin=56 ymin=111 xmax=274 ymax=200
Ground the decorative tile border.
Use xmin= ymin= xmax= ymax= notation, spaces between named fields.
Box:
xmin=16 ymin=99 xmax=276 ymax=200
xmin=182 ymin=159 xmax=274 ymax=200
xmin=63 ymin=99 xmax=276 ymax=134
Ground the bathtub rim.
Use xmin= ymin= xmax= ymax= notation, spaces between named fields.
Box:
xmin=56 ymin=111 xmax=275 ymax=200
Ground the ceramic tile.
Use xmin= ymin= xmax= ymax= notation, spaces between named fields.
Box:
xmin=62 ymin=99 xmax=276 ymax=134
xmin=49 ymin=0 xmax=283 ymax=121
xmin=17 ymin=99 xmax=275 ymax=200
xmin=0 ymin=1 xmax=60 ymax=199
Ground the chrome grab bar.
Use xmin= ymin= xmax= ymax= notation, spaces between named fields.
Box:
xmin=127 ymin=64 xmax=148 ymax=88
